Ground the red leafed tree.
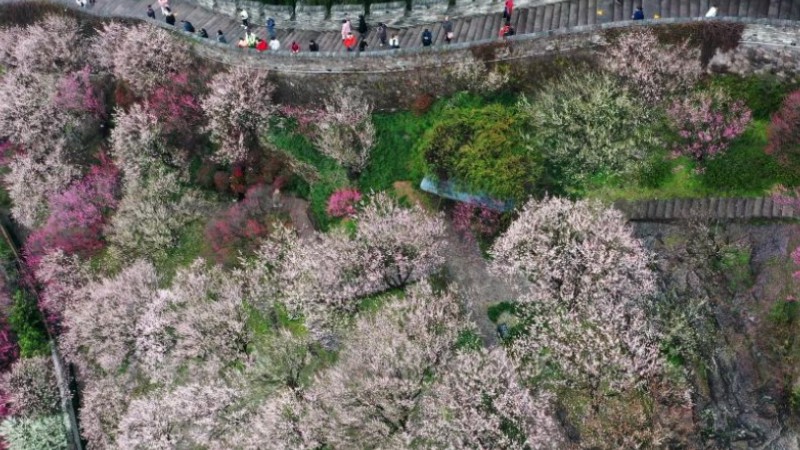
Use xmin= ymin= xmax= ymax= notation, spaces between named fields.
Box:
xmin=202 ymin=67 xmax=276 ymax=164
xmin=24 ymin=161 xmax=120 ymax=271
xmin=766 ymin=90 xmax=800 ymax=173
xmin=205 ymin=184 xmax=281 ymax=264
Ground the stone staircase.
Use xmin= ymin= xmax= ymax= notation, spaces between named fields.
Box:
xmin=9 ymin=0 xmax=800 ymax=54
xmin=614 ymin=197 xmax=799 ymax=221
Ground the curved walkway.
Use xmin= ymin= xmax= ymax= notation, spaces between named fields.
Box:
xmin=4 ymin=0 xmax=800 ymax=54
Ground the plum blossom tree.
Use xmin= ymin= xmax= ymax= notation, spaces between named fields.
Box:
xmin=312 ymin=88 xmax=375 ymax=175
xmin=33 ymin=251 xmax=90 ymax=329
xmin=202 ymin=67 xmax=276 ymax=164
xmin=490 ymin=197 xmax=665 ymax=410
xmin=667 ymin=89 xmax=751 ymax=164
xmin=59 ymin=260 xmax=159 ymax=375
xmin=110 ymin=104 xmax=178 ymax=184
xmin=0 ymin=356 xmax=60 ymax=418
xmin=4 ymin=15 xmax=86 ymax=74
xmin=305 ymin=282 xmax=464 ymax=448
xmin=78 ymin=375 xmax=134 ymax=450
xmin=603 ymin=28 xmax=702 ymax=104
xmin=767 ymin=90 xmax=800 ymax=173
xmin=53 ymin=66 xmax=107 ymax=121
xmin=411 ymin=348 xmax=562 ymax=449
xmin=237 ymin=389 xmax=317 ymax=450
xmin=93 ymin=22 xmax=195 ymax=95
xmin=115 ymin=383 xmax=247 ymax=450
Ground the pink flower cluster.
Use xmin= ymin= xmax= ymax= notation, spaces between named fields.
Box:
xmin=326 ymin=188 xmax=362 ymax=218
xmin=24 ymin=161 xmax=120 ymax=271
xmin=667 ymin=91 xmax=751 ymax=164
xmin=766 ymin=90 xmax=800 ymax=169
xmin=278 ymin=104 xmax=326 ymax=135
xmin=53 ymin=66 xmax=106 ymax=119
xmin=451 ymin=201 xmax=500 ymax=242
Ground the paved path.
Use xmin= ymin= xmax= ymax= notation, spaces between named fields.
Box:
xmin=5 ymin=0 xmax=799 ymax=54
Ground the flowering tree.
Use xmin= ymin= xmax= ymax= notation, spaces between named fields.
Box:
xmin=326 ymin=188 xmax=362 ymax=218
xmin=312 ymin=88 xmax=375 ymax=176
xmin=4 ymin=15 xmax=86 ymax=74
xmin=24 ymin=162 xmax=120 ymax=271
xmin=667 ymin=89 xmax=751 ymax=164
xmin=603 ymin=28 xmax=702 ymax=104
xmin=0 ymin=415 xmax=67 ymax=450
xmin=108 ymin=166 xmax=206 ymax=262
xmin=53 ymin=66 xmax=107 ymax=121
xmin=356 ymin=192 xmax=447 ymax=289
xmin=79 ymin=375 xmax=134 ymax=450
xmin=110 ymin=103 xmax=180 ymax=184
xmin=93 ymin=23 xmax=195 ymax=95
xmin=306 ymin=282 xmax=464 ymax=448
xmin=34 ymin=251 xmax=91 ymax=329
xmin=144 ymin=73 xmax=206 ymax=149
xmin=519 ymin=72 xmax=659 ymax=189
xmin=766 ymin=90 xmax=800 ymax=173
xmin=411 ymin=348 xmax=562 ymax=449
xmin=237 ymin=389 xmax=317 ymax=450
xmin=60 ymin=260 xmax=160 ymax=375
xmin=451 ymin=201 xmax=501 ymax=242
xmin=205 ymin=184 xmax=281 ymax=263
xmin=116 ymin=383 xmax=246 ymax=450
xmin=202 ymin=67 xmax=276 ymax=164
xmin=1 ymin=356 xmax=60 ymax=418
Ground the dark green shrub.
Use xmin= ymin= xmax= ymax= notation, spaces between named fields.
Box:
xmin=702 ymin=120 xmax=780 ymax=194
xmin=707 ymin=74 xmax=793 ymax=120
xmin=8 ymin=290 xmax=49 ymax=358
xmin=417 ymin=103 xmax=541 ymax=201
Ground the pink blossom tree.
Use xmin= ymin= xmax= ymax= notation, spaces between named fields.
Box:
xmin=0 ymin=356 xmax=60 ymax=418
xmin=4 ymin=15 xmax=86 ymax=74
xmin=79 ymin=375 xmax=134 ymax=450
xmin=766 ymin=90 xmax=800 ymax=173
xmin=326 ymin=188 xmax=362 ymax=218
xmin=93 ymin=22 xmax=195 ymax=95
xmin=451 ymin=201 xmax=501 ymax=242
xmin=144 ymin=73 xmax=205 ymax=149
xmin=33 ymin=250 xmax=90 ymax=329
xmin=53 ymin=66 xmax=107 ymax=121
xmin=59 ymin=260 xmax=160 ymax=375
xmin=24 ymin=162 xmax=120 ymax=271
xmin=603 ymin=28 xmax=702 ymax=104
xmin=202 ymin=67 xmax=276 ymax=164
xmin=667 ymin=89 xmax=752 ymax=164
xmin=116 ymin=383 xmax=246 ymax=449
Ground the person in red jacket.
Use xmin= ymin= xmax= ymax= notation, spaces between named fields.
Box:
xmin=256 ymin=38 xmax=267 ymax=52
xmin=343 ymin=32 xmax=356 ymax=51
xmin=290 ymin=41 xmax=300 ymax=54
xmin=503 ymin=0 xmax=514 ymax=20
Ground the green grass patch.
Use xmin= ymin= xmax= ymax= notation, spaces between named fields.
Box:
xmin=487 ymin=301 xmax=517 ymax=323
xmin=455 ymin=328 xmax=483 ymax=351
xmin=9 ymin=290 xmax=49 ymax=358
xmin=154 ymin=220 xmax=208 ymax=284
xmin=705 ymin=73 xmax=794 ymax=121
xmin=357 ymin=288 xmax=404 ymax=313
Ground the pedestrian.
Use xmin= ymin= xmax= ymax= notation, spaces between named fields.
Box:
xmin=358 ymin=39 xmax=368 ymax=52
xmin=341 ymin=19 xmax=351 ymax=41
xmin=146 ymin=4 xmax=155 ymax=19
xmin=499 ymin=20 xmax=515 ymax=38
xmin=181 ymin=20 xmax=195 ymax=33
xmin=344 ymin=32 xmax=357 ymax=51
xmin=266 ymin=17 xmax=276 ymax=39
xmin=157 ymin=0 xmax=168 ymax=8
xmin=705 ymin=3 xmax=718 ymax=17
xmin=357 ymin=14 xmax=368 ymax=38
xmin=291 ymin=41 xmax=300 ymax=53
xmin=237 ymin=37 xmax=248 ymax=48
xmin=198 ymin=28 xmax=208 ymax=38
xmin=389 ymin=34 xmax=399 ymax=49
xmin=217 ymin=29 xmax=227 ymax=43
xmin=442 ymin=16 xmax=454 ymax=43
xmin=239 ymin=8 xmax=249 ymax=28
xmin=421 ymin=28 xmax=432 ymax=47
xmin=164 ymin=7 xmax=176 ymax=26
xmin=256 ymin=38 xmax=267 ymax=51
xmin=76 ymin=0 xmax=86 ymax=8
xmin=376 ymin=22 xmax=387 ymax=47
xmin=269 ymin=37 xmax=280 ymax=50
xmin=309 ymin=39 xmax=319 ymax=51
xmin=246 ymin=31 xmax=257 ymax=47
xmin=632 ymin=6 xmax=644 ymax=19
xmin=503 ymin=0 xmax=513 ymax=21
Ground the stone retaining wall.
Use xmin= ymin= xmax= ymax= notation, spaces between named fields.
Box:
xmin=614 ymin=197 xmax=798 ymax=221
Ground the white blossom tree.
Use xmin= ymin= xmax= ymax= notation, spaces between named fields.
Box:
xmin=4 ymin=15 xmax=86 ymax=74
xmin=34 ymin=250 xmax=90 ymax=324
xmin=109 ymin=103 xmax=174 ymax=185
xmin=312 ymin=87 xmax=375 ymax=175
xmin=79 ymin=375 xmax=135 ymax=450
xmin=202 ymin=66 xmax=276 ymax=164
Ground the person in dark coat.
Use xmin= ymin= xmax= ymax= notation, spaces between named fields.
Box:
xmin=217 ymin=29 xmax=227 ymax=43
xmin=198 ymin=28 xmax=208 ymax=38
xmin=164 ymin=7 xmax=176 ymax=26
xmin=421 ymin=28 xmax=432 ymax=47
xmin=357 ymin=14 xmax=368 ymax=37
xmin=632 ymin=6 xmax=644 ymax=19
xmin=442 ymin=16 xmax=454 ymax=43
xmin=146 ymin=4 xmax=156 ymax=19
xmin=376 ymin=22 xmax=387 ymax=47
xmin=358 ymin=39 xmax=368 ymax=52
xmin=181 ymin=20 xmax=195 ymax=33
xmin=309 ymin=40 xmax=319 ymax=51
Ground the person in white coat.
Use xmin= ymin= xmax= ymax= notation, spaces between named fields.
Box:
xmin=705 ymin=3 xmax=718 ymax=17
xmin=269 ymin=37 xmax=280 ymax=51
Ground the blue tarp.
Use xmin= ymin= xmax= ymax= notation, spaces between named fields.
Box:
xmin=420 ymin=177 xmax=515 ymax=212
